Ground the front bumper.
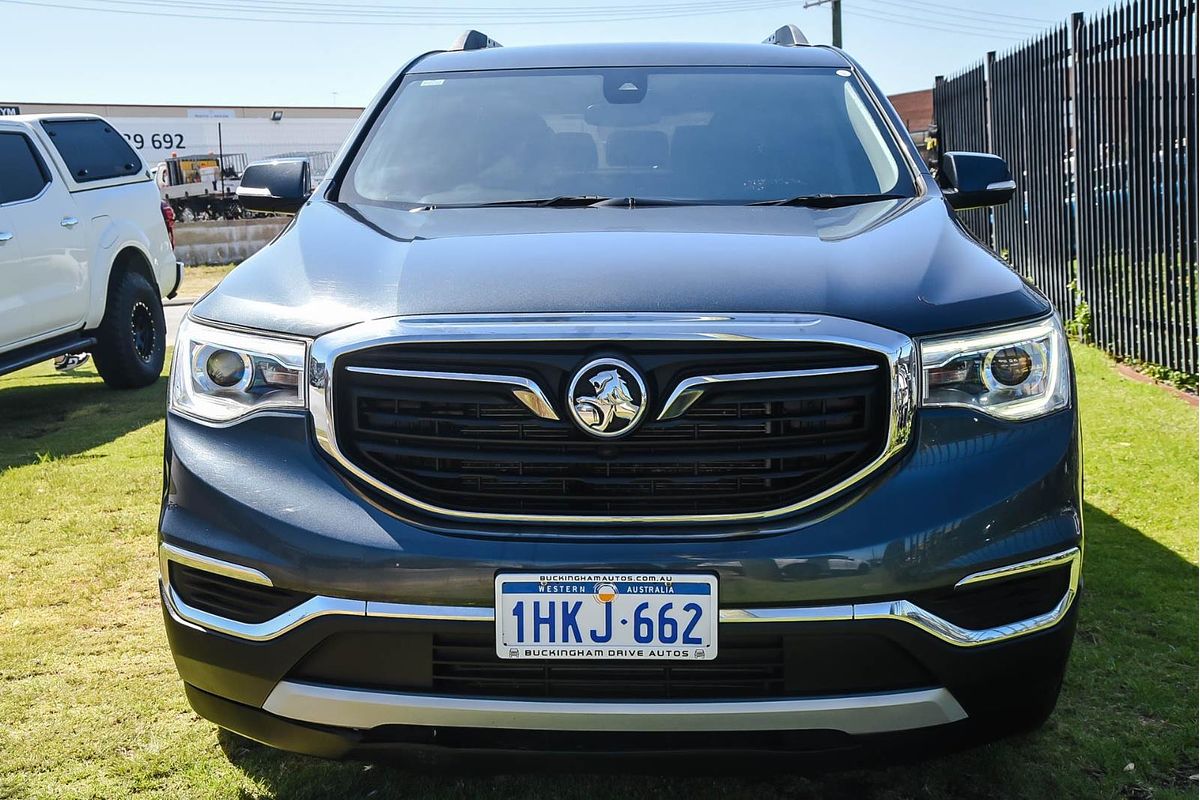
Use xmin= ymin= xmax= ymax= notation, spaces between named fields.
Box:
xmin=162 ymin=588 xmax=1079 ymax=762
xmin=165 ymin=259 xmax=184 ymax=300
xmin=160 ymin=402 xmax=1082 ymax=760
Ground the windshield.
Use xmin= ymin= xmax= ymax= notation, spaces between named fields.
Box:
xmin=344 ymin=67 xmax=915 ymax=207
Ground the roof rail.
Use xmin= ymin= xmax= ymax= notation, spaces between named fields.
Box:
xmin=451 ymin=30 xmax=503 ymax=51
xmin=763 ymin=24 xmax=809 ymax=47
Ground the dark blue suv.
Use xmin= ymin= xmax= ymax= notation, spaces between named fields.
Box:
xmin=160 ymin=27 xmax=1081 ymax=766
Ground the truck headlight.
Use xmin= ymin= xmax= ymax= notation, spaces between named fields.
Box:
xmin=919 ymin=316 xmax=1070 ymax=421
xmin=170 ymin=317 xmax=306 ymax=424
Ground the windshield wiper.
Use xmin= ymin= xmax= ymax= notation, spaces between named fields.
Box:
xmin=747 ymin=193 xmax=909 ymax=208
xmin=411 ymin=195 xmax=612 ymax=210
xmin=589 ymin=196 xmax=706 ymax=208
xmin=411 ymin=195 xmax=723 ymax=210
xmin=465 ymin=196 xmax=702 ymax=208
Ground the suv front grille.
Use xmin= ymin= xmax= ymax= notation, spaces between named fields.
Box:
xmin=331 ymin=342 xmax=891 ymax=520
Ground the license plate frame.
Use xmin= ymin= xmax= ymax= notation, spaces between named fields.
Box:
xmin=494 ymin=572 xmax=719 ymax=660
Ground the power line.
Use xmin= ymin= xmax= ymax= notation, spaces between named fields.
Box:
xmin=797 ymin=0 xmax=1043 ymax=46
xmin=842 ymin=6 xmax=1027 ymax=40
xmin=133 ymin=0 xmax=746 ymax=9
xmin=840 ymin=4 xmax=1037 ymax=37
xmin=153 ymin=0 xmax=767 ymax=11
xmin=109 ymin=0 xmax=794 ymax=19
xmin=857 ymin=0 xmax=1049 ymax=32
xmin=1 ymin=0 xmax=1041 ymax=41
xmin=0 ymin=0 xmax=803 ymax=23
xmin=864 ymin=0 xmax=1057 ymax=25
xmin=802 ymin=0 xmax=1053 ymax=46
xmin=802 ymin=0 xmax=842 ymax=47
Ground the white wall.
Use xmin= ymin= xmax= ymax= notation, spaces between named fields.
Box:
xmin=111 ymin=116 xmax=359 ymax=166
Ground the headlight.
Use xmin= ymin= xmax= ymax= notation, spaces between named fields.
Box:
xmin=919 ymin=316 xmax=1070 ymax=420
xmin=170 ymin=317 xmax=306 ymax=424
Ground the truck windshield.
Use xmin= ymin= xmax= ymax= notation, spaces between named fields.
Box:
xmin=344 ymin=66 xmax=916 ymax=207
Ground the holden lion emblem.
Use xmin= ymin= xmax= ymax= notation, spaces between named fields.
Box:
xmin=567 ymin=358 xmax=647 ymax=438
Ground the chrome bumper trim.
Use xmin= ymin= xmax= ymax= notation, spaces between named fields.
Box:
xmin=724 ymin=546 xmax=1082 ymax=647
xmin=262 ymin=682 xmax=967 ymax=734
xmin=159 ymin=544 xmax=1080 ymax=648
xmin=954 ymin=547 xmax=1079 ymax=588
xmin=159 ymin=542 xmax=273 ymax=587
xmin=162 ymin=581 xmax=363 ymax=642
xmin=720 ymin=605 xmax=856 ymax=623
xmin=365 ymin=600 xmax=496 ymax=621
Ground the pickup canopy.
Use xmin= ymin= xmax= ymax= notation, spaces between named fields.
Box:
xmin=4 ymin=113 xmax=150 ymax=192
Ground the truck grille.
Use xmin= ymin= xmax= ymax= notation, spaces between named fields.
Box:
xmin=330 ymin=342 xmax=891 ymax=520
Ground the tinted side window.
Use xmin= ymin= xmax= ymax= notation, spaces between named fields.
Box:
xmin=0 ymin=132 xmax=50 ymax=203
xmin=41 ymin=119 xmax=141 ymax=183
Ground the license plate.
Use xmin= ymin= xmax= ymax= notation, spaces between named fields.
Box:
xmin=495 ymin=573 xmax=718 ymax=660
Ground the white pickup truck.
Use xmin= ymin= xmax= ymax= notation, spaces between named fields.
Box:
xmin=0 ymin=114 xmax=179 ymax=388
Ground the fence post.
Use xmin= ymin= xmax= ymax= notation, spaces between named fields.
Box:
xmin=1069 ymin=12 xmax=1086 ymax=334
xmin=984 ymin=50 xmax=997 ymax=250
xmin=933 ymin=74 xmax=944 ymax=173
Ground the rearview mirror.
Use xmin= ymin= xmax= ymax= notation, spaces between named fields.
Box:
xmin=938 ymin=152 xmax=1015 ymax=211
xmin=237 ymin=159 xmax=311 ymax=215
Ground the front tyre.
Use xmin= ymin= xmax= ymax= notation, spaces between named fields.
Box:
xmin=92 ymin=270 xmax=166 ymax=389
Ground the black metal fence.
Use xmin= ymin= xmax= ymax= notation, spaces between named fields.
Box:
xmin=932 ymin=62 xmax=990 ymax=243
xmin=934 ymin=0 xmax=1197 ymax=374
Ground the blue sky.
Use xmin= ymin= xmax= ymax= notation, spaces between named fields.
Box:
xmin=2 ymin=0 xmax=1116 ymax=105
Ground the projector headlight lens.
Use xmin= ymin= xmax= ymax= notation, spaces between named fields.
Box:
xmin=170 ymin=317 xmax=306 ymax=424
xmin=984 ymin=345 xmax=1037 ymax=388
xmin=202 ymin=348 xmax=250 ymax=390
xmin=920 ymin=316 xmax=1069 ymax=421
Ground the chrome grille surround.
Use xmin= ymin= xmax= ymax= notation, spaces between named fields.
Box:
xmin=309 ymin=313 xmax=916 ymax=524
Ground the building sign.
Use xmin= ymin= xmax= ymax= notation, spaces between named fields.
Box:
xmin=107 ymin=116 xmax=357 ymax=166
xmin=187 ymin=108 xmax=235 ymax=119
xmin=0 ymin=105 xmax=20 ymax=116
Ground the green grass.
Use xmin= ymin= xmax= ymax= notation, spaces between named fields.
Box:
xmin=177 ymin=264 xmax=237 ymax=300
xmin=0 ymin=344 xmax=1195 ymax=799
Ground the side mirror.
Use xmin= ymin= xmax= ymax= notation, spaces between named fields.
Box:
xmin=938 ymin=152 xmax=1015 ymax=211
xmin=237 ymin=159 xmax=311 ymax=215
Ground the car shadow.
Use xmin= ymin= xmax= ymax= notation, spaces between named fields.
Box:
xmin=215 ymin=502 xmax=1198 ymax=799
xmin=0 ymin=366 xmax=167 ymax=470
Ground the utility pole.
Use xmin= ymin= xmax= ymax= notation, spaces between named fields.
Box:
xmin=217 ymin=122 xmax=225 ymax=195
xmin=803 ymin=0 xmax=843 ymax=47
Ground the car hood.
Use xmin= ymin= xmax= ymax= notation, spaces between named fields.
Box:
xmin=193 ymin=196 xmax=1049 ymax=339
